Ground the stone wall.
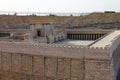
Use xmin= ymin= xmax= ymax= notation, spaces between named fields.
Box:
xmin=0 ymin=52 xmax=110 ymax=80
xmin=0 ymin=52 xmax=85 ymax=80
xmin=0 ymin=42 xmax=111 ymax=80
xmin=85 ymin=59 xmax=111 ymax=80
xmin=109 ymin=34 xmax=120 ymax=80
xmin=111 ymin=44 xmax=120 ymax=80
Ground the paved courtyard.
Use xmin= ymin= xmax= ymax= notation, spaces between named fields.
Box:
xmin=55 ymin=39 xmax=94 ymax=46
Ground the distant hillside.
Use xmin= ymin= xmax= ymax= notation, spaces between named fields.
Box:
xmin=0 ymin=12 xmax=120 ymax=29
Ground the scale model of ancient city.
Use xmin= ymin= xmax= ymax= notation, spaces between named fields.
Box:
xmin=0 ymin=11 xmax=120 ymax=80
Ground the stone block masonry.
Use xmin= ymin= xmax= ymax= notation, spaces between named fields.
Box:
xmin=0 ymin=41 xmax=112 ymax=80
xmin=0 ymin=52 xmax=111 ymax=80
xmin=0 ymin=53 xmax=85 ymax=80
xmin=85 ymin=60 xmax=111 ymax=80
xmin=1 ymin=13 xmax=120 ymax=80
xmin=71 ymin=59 xmax=84 ymax=80
xmin=33 ymin=56 xmax=44 ymax=77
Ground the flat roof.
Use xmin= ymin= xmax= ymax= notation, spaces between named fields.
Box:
xmin=90 ymin=30 xmax=120 ymax=47
xmin=54 ymin=40 xmax=94 ymax=46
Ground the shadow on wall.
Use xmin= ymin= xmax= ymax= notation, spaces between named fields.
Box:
xmin=117 ymin=68 xmax=120 ymax=80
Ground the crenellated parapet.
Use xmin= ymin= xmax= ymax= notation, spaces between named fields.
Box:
xmin=0 ymin=41 xmax=110 ymax=60
xmin=85 ymin=46 xmax=110 ymax=60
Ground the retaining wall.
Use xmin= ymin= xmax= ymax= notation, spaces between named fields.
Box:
xmin=0 ymin=42 xmax=111 ymax=80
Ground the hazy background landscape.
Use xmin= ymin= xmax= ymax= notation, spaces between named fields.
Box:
xmin=0 ymin=0 xmax=120 ymax=12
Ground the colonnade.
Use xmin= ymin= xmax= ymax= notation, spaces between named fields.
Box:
xmin=67 ymin=34 xmax=105 ymax=40
xmin=0 ymin=33 xmax=10 ymax=37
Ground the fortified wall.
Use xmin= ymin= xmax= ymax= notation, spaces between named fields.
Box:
xmin=0 ymin=31 xmax=120 ymax=80
xmin=1 ymin=12 xmax=120 ymax=80
xmin=0 ymin=42 xmax=110 ymax=80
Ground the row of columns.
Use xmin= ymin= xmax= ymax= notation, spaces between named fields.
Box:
xmin=0 ymin=33 xmax=10 ymax=37
xmin=67 ymin=34 xmax=105 ymax=40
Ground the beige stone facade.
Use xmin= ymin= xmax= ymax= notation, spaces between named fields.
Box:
xmin=0 ymin=46 xmax=110 ymax=80
xmin=0 ymin=12 xmax=120 ymax=80
xmin=0 ymin=29 xmax=119 ymax=80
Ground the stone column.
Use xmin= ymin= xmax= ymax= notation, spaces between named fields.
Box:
xmin=74 ymin=34 xmax=75 ymax=40
xmin=83 ymin=34 xmax=85 ymax=40
xmin=69 ymin=34 xmax=70 ymax=39
xmin=94 ymin=34 xmax=96 ymax=40
xmin=84 ymin=34 xmax=86 ymax=40
xmin=79 ymin=34 xmax=81 ymax=40
xmin=86 ymin=34 xmax=88 ymax=40
xmin=97 ymin=34 xmax=99 ymax=39
xmin=67 ymin=34 xmax=69 ymax=39
xmin=73 ymin=34 xmax=75 ymax=40
xmin=100 ymin=34 xmax=102 ymax=37
xmin=73 ymin=34 xmax=74 ymax=40
xmin=93 ymin=34 xmax=94 ymax=40
xmin=77 ymin=34 xmax=79 ymax=40
xmin=77 ymin=34 xmax=78 ymax=40
xmin=98 ymin=34 xmax=100 ymax=39
xmin=81 ymin=34 xmax=83 ymax=40
xmin=85 ymin=34 xmax=87 ymax=40
xmin=70 ymin=34 xmax=72 ymax=39
xmin=87 ymin=34 xmax=88 ymax=40
xmin=91 ymin=34 xmax=95 ymax=40
xmin=89 ymin=34 xmax=90 ymax=40
xmin=96 ymin=34 xmax=98 ymax=39
xmin=71 ymin=34 xmax=73 ymax=39
xmin=90 ymin=34 xmax=92 ymax=40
